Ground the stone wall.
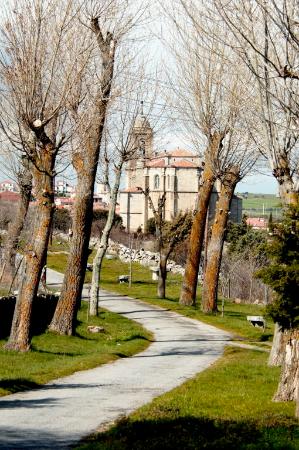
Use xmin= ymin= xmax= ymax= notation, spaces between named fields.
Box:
xmin=107 ymin=240 xmax=186 ymax=276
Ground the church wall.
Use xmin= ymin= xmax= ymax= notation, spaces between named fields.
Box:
xmin=119 ymin=191 xmax=144 ymax=232
xmin=175 ymin=168 xmax=199 ymax=192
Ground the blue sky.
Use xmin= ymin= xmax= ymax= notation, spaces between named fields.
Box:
xmin=236 ymin=173 xmax=278 ymax=195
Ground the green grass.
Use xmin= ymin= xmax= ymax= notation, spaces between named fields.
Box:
xmin=76 ymin=347 xmax=298 ymax=450
xmin=0 ymin=303 xmax=152 ymax=397
xmin=240 ymin=194 xmax=282 ymax=218
xmin=46 ymin=252 xmax=273 ymax=344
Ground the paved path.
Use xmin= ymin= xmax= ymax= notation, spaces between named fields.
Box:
xmin=0 ymin=271 xmax=231 ymax=449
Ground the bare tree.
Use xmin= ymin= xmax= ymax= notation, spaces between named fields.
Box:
xmin=167 ymin=1 xmax=256 ymax=306
xmin=139 ymin=187 xmax=192 ymax=298
xmin=89 ymin=91 xmax=155 ymax=316
xmin=0 ymin=0 xmax=84 ymax=351
xmin=214 ymin=0 xmax=299 ymax=204
xmin=50 ymin=0 xmax=149 ymax=334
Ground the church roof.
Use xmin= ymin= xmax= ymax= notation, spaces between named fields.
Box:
xmin=171 ymin=160 xmax=198 ymax=168
xmin=154 ymin=148 xmax=197 ymax=158
xmin=146 ymin=158 xmax=198 ymax=169
xmin=146 ymin=159 xmax=166 ymax=168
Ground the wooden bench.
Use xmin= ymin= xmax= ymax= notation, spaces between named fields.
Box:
xmin=247 ymin=315 xmax=266 ymax=331
xmin=118 ymin=275 xmax=130 ymax=283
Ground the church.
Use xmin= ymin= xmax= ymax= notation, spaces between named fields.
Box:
xmin=119 ymin=112 xmax=242 ymax=232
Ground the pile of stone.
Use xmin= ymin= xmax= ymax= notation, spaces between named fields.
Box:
xmin=106 ymin=241 xmax=185 ymax=276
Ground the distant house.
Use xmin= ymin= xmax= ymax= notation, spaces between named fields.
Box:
xmin=0 ymin=179 xmax=19 ymax=193
xmin=246 ymin=217 xmax=268 ymax=229
xmin=54 ymin=197 xmax=75 ymax=209
xmin=54 ymin=194 xmax=108 ymax=211
xmin=93 ymin=194 xmax=108 ymax=210
xmin=54 ymin=180 xmax=75 ymax=196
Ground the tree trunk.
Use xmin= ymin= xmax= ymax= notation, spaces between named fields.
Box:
xmin=49 ymin=21 xmax=115 ymax=335
xmin=201 ymin=166 xmax=239 ymax=314
xmin=179 ymin=133 xmax=225 ymax=306
xmin=4 ymin=150 xmax=54 ymax=351
xmin=179 ymin=168 xmax=215 ymax=305
xmin=49 ymin=164 xmax=96 ymax=335
xmin=273 ymin=159 xmax=298 ymax=206
xmin=296 ymin=380 xmax=299 ymax=419
xmin=273 ymin=329 xmax=299 ymax=402
xmin=158 ymin=252 xmax=168 ymax=299
xmin=268 ymin=323 xmax=285 ymax=366
xmin=89 ymin=168 xmax=121 ymax=316
xmin=0 ymin=166 xmax=32 ymax=287
xmin=269 ymin=172 xmax=298 ymax=367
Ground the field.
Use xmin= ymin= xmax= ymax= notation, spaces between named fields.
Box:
xmin=237 ymin=193 xmax=283 ymax=218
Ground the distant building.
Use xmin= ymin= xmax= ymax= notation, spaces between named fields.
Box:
xmin=246 ymin=217 xmax=268 ymax=229
xmin=119 ymin=114 xmax=242 ymax=232
xmin=0 ymin=179 xmax=19 ymax=193
xmin=95 ymin=182 xmax=111 ymax=205
xmin=54 ymin=180 xmax=75 ymax=196
xmin=54 ymin=197 xmax=75 ymax=209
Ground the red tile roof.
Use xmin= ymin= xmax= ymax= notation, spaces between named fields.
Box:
xmin=171 ymin=160 xmax=197 ymax=168
xmin=154 ymin=148 xmax=196 ymax=158
xmin=146 ymin=158 xmax=198 ymax=169
xmin=246 ymin=218 xmax=268 ymax=228
xmin=146 ymin=159 xmax=166 ymax=168
xmin=0 ymin=191 xmax=20 ymax=202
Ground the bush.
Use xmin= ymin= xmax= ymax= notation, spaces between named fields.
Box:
xmin=91 ymin=210 xmax=122 ymax=236
xmin=53 ymin=208 xmax=71 ymax=233
xmin=256 ymin=203 xmax=299 ymax=329
xmin=145 ymin=217 xmax=156 ymax=235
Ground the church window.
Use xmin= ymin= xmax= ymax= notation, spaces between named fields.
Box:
xmin=154 ymin=174 xmax=160 ymax=189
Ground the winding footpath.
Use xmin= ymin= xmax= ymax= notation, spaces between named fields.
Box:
xmin=0 ymin=269 xmax=231 ymax=449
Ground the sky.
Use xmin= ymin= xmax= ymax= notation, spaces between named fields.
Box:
xmin=236 ymin=173 xmax=278 ymax=195
xmin=0 ymin=0 xmax=285 ymax=196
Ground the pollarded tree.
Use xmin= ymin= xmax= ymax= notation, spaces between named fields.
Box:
xmin=214 ymin=0 xmax=299 ymax=368
xmin=215 ymin=0 xmax=299 ymax=205
xmin=167 ymin=1 xmax=257 ymax=306
xmin=201 ymin=167 xmax=240 ymax=313
xmin=0 ymin=0 xmax=84 ymax=351
xmin=50 ymin=0 xmax=149 ymax=333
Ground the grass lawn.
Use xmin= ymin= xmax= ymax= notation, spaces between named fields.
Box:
xmin=0 ymin=303 xmax=151 ymax=397
xmin=76 ymin=347 xmax=298 ymax=450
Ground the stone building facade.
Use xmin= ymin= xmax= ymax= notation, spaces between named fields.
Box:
xmin=119 ymin=115 xmax=242 ymax=232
